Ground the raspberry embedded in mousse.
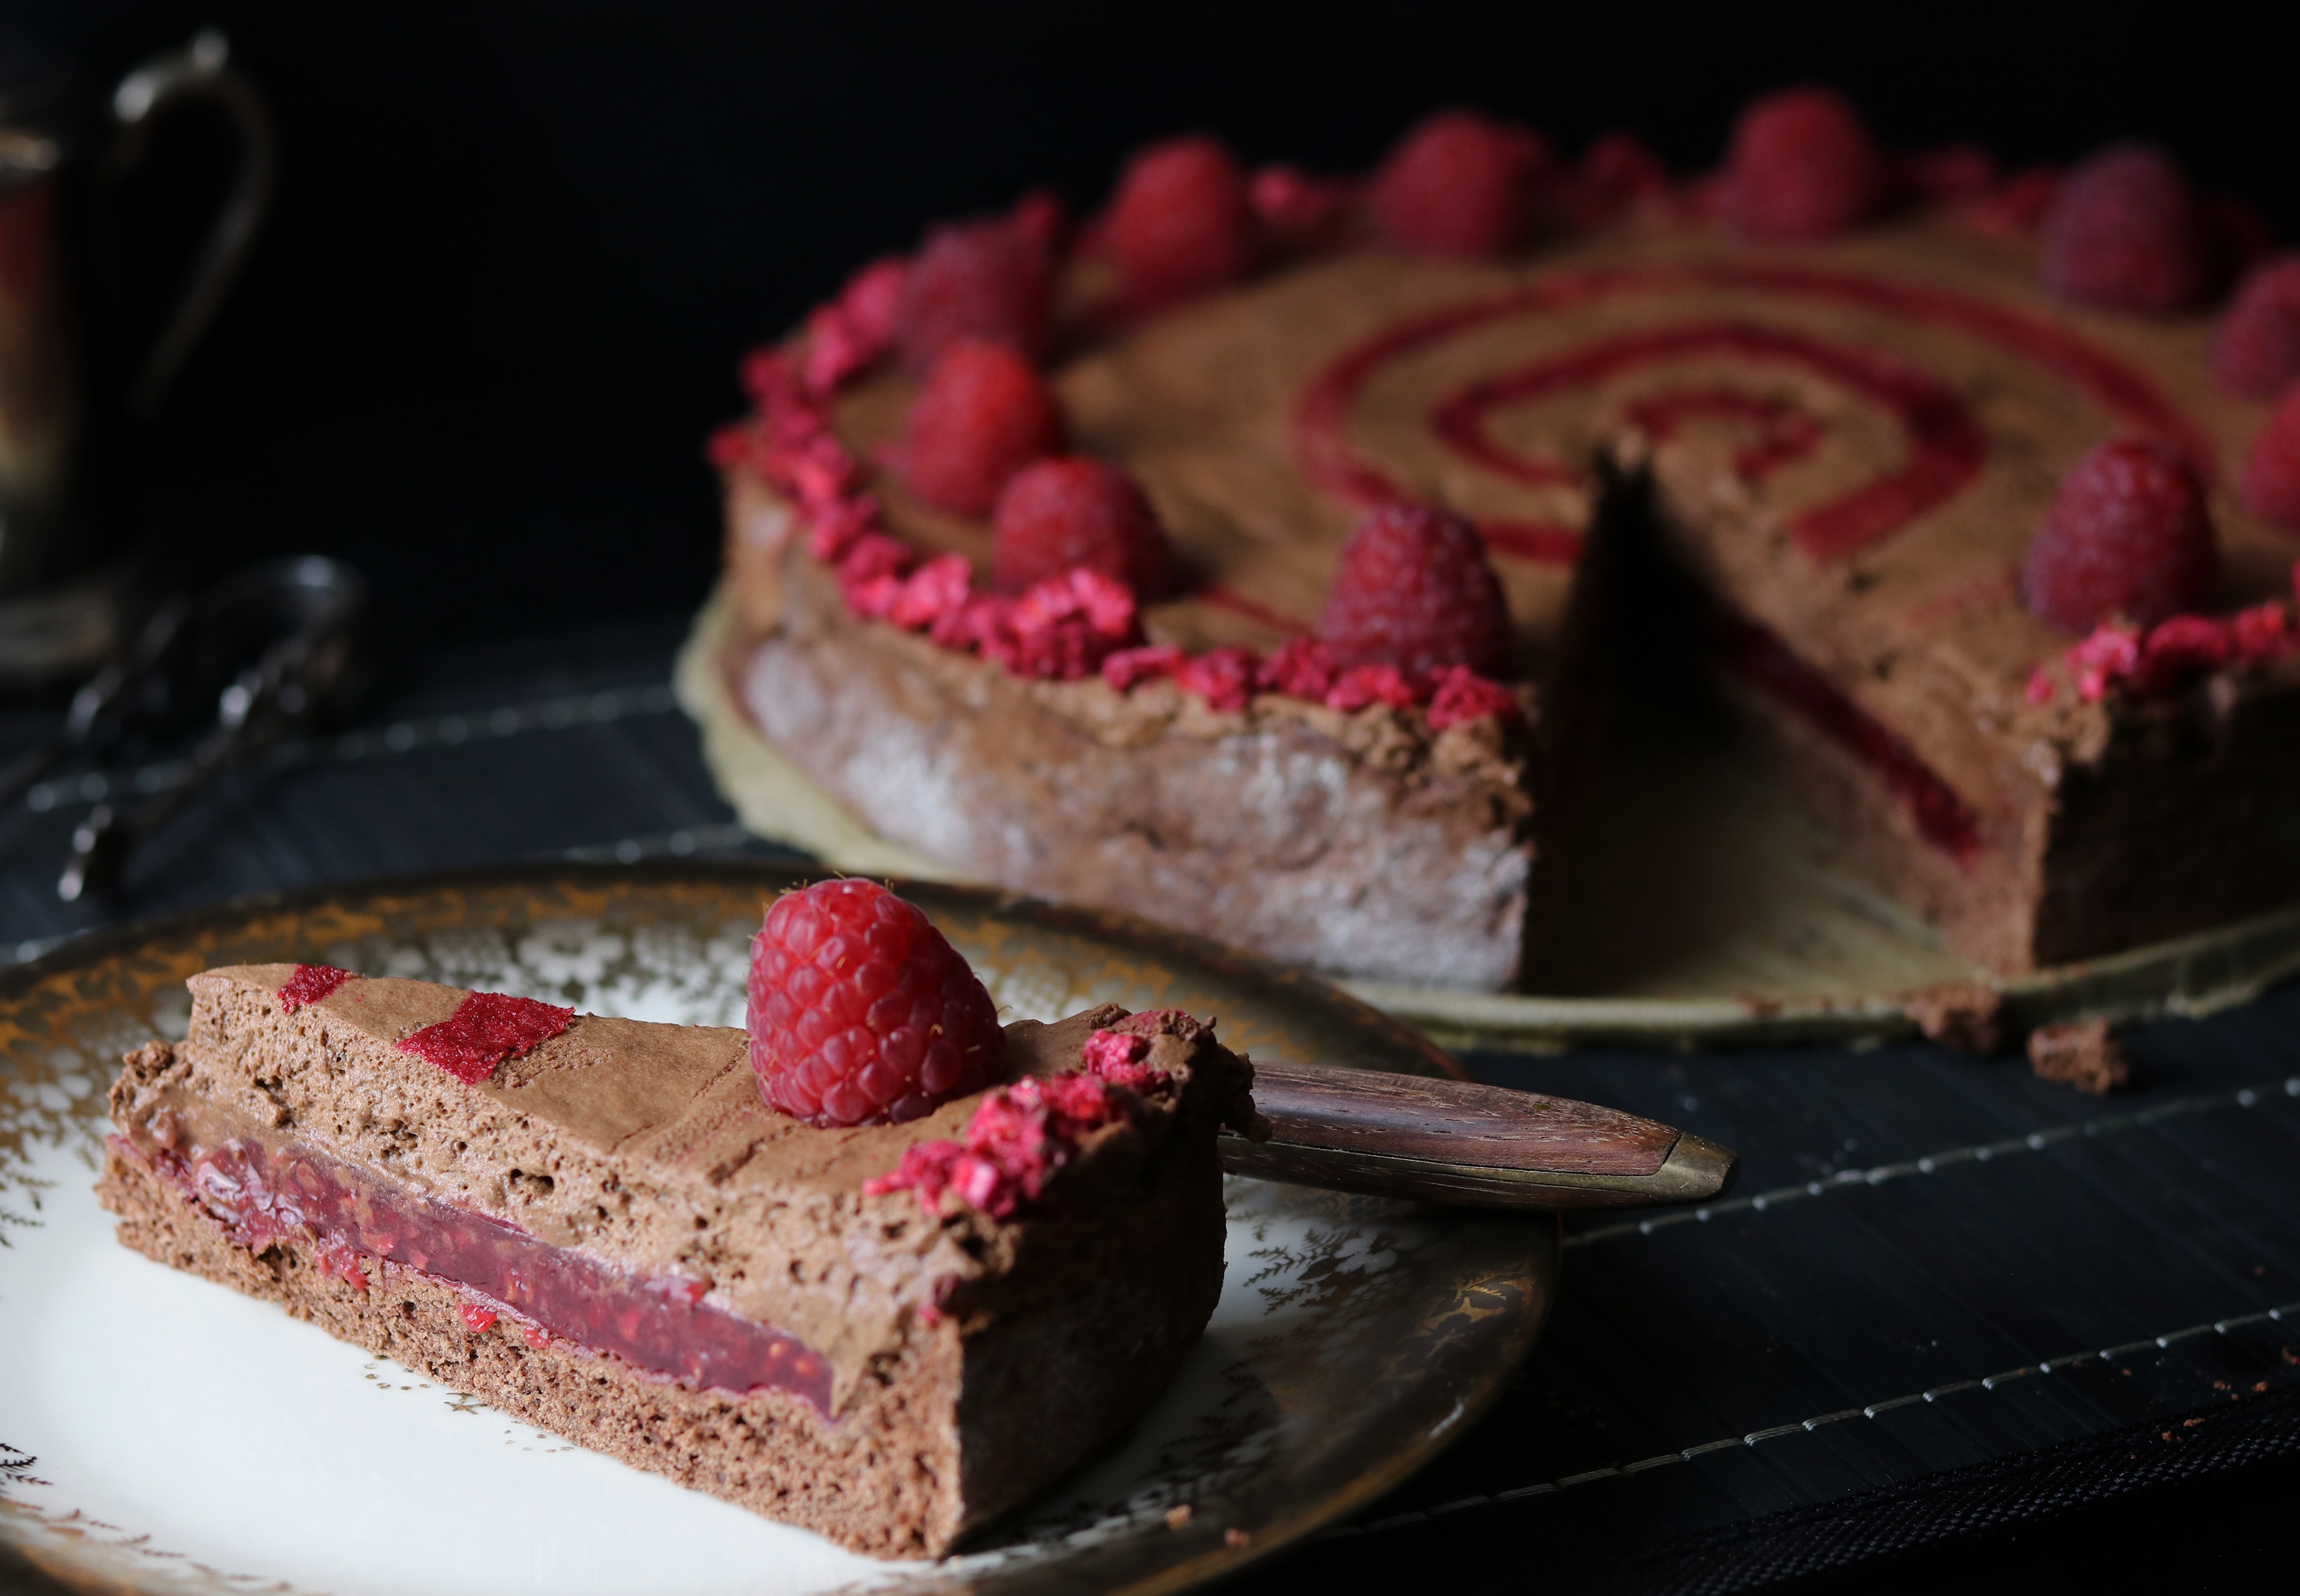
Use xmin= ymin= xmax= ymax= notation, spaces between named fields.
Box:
xmin=2242 ymin=387 xmax=2300 ymax=532
xmin=1718 ymin=86 xmax=1881 ymax=242
xmin=2021 ymin=438 xmax=2220 ymax=633
xmin=2039 ymin=143 xmax=2213 ymax=315
xmin=748 ymin=878 xmax=1007 ymax=1127
xmin=1317 ymin=504 xmax=1513 ymax=677
xmin=896 ymin=212 xmax=1055 ymax=375
xmin=2214 ymin=256 xmax=2300 ymax=401
xmin=903 ymin=340 xmax=1067 ymax=517
xmin=1105 ymin=135 xmax=1260 ymax=306
xmin=1371 ymin=110 xmax=1551 ymax=259
xmin=992 ymin=456 xmax=1181 ymax=599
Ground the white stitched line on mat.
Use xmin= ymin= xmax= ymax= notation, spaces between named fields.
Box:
xmin=1317 ymin=1299 xmax=2300 ymax=1538
xmin=18 ymin=683 xmax=678 ymax=813
xmin=1567 ymin=1076 xmax=2300 ymax=1249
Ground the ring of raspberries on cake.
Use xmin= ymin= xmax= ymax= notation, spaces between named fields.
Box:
xmin=99 ymin=880 xmax=1266 ymax=1557
xmin=712 ymin=90 xmax=2300 ymax=988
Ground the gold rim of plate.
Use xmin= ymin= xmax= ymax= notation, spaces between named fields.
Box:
xmin=681 ymin=583 xmax=2300 ymax=1053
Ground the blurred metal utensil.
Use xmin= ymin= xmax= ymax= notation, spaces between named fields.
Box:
xmin=56 ymin=557 xmax=368 ymax=901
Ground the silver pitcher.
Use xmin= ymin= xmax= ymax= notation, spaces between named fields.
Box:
xmin=0 ymin=29 xmax=273 ymax=685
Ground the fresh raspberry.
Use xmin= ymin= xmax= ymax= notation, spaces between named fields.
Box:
xmin=748 ymin=879 xmax=1006 ymax=1128
xmin=1719 ymin=86 xmax=1881 ymax=242
xmin=895 ymin=215 xmax=1053 ymax=375
xmin=2039 ymin=143 xmax=2211 ymax=315
xmin=992 ymin=457 xmax=1180 ymax=599
xmin=904 ymin=340 xmax=1066 ymax=517
xmin=2242 ymin=387 xmax=2300 ymax=531
xmin=1316 ymin=505 xmax=1512 ymax=677
xmin=1372 ymin=110 xmax=1551 ymax=258
xmin=1105 ymin=136 xmax=1258 ymax=305
xmin=839 ymin=256 xmax=909 ymax=349
xmin=2021 ymin=439 xmax=2220 ymax=633
xmin=2213 ymin=257 xmax=2300 ymax=400
xmin=1900 ymin=144 xmax=1996 ymax=206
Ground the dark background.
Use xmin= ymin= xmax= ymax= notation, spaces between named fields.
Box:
xmin=11 ymin=0 xmax=2296 ymax=669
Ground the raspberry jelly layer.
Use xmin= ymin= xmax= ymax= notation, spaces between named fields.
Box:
xmin=112 ymin=1123 xmax=835 ymax=1414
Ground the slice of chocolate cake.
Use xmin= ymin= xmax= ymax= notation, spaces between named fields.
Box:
xmin=98 ymin=962 xmax=1260 ymax=1558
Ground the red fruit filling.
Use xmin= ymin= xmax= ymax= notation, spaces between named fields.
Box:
xmin=2243 ymin=388 xmax=2300 ymax=531
xmin=1317 ymin=505 xmax=1512 ymax=677
xmin=993 ymin=456 xmax=1181 ymax=599
xmin=461 ymin=1303 xmax=499 ymax=1334
xmin=278 ymin=964 xmax=353 ymax=1013
xmin=2021 ymin=438 xmax=2220 ymax=634
xmin=1720 ymin=86 xmax=1881 ymax=242
xmin=904 ymin=340 xmax=1066 ymax=517
xmin=399 ymin=992 xmax=576 ymax=1086
xmin=748 ymin=880 xmax=1006 ymax=1128
xmin=1373 ymin=110 xmax=1551 ymax=259
xmin=116 ymin=1128 xmax=831 ymax=1412
xmin=2215 ymin=257 xmax=2300 ymax=400
xmin=1105 ymin=135 xmax=1259 ymax=306
xmin=895 ymin=212 xmax=1054 ymax=374
xmin=2040 ymin=143 xmax=2212 ymax=315
xmin=1717 ymin=611 xmax=1981 ymax=861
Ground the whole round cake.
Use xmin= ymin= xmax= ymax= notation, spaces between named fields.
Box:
xmin=705 ymin=93 xmax=2300 ymax=991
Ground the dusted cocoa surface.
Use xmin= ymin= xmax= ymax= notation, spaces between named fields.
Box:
xmin=101 ymin=966 xmax=1256 ymax=1556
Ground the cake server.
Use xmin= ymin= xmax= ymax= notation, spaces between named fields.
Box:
xmin=1218 ymin=1060 xmax=1736 ymax=1212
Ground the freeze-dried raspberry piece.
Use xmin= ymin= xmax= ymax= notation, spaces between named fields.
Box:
xmin=2040 ymin=143 xmax=2213 ymax=315
xmin=1256 ymin=636 xmax=1339 ymax=701
xmin=1177 ymin=647 xmax=1258 ymax=712
xmin=2242 ymin=388 xmax=2300 ymax=532
xmin=1426 ymin=666 xmax=1521 ymax=729
xmin=985 ymin=568 xmax=1142 ymax=681
xmin=2022 ymin=439 xmax=2220 ymax=633
xmin=2214 ymin=257 xmax=2300 ymax=400
xmin=748 ymin=879 xmax=1006 ymax=1128
xmin=1372 ymin=110 xmax=1551 ymax=258
xmin=1317 ymin=505 xmax=1512 ymax=677
xmin=904 ymin=340 xmax=1066 ymax=517
xmin=1105 ymin=135 xmax=1258 ymax=305
xmin=864 ymin=1069 xmax=1129 ymax=1219
xmin=1102 ymin=643 xmax=1186 ymax=691
xmin=1081 ymin=1028 xmax=1174 ymax=1097
xmin=896 ymin=214 xmax=1054 ymax=374
xmin=1325 ymin=662 xmax=1419 ymax=712
xmin=1720 ymin=86 xmax=1881 ymax=241
xmin=992 ymin=457 xmax=1180 ymax=599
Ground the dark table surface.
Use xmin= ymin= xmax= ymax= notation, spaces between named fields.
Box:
xmin=3 ymin=614 xmax=2295 ymax=1595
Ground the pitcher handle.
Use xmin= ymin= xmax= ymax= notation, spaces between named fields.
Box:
xmin=105 ymin=29 xmax=277 ymax=416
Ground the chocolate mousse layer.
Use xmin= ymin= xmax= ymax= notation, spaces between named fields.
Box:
xmin=99 ymin=965 xmax=1258 ymax=1557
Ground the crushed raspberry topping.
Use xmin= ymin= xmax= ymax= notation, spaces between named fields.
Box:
xmin=278 ymin=964 xmax=353 ymax=1013
xmin=904 ymin=340 xmax=1066 ymax=517
xmin=1102 ymin=643 xmax=1187 ymax=691
xmin=747 ymin=880 xmax=1005 ymax=1128
xmin=1720 ymin=86 xmax=1881 ymax=242
xmin=1177 ymin=647 xmax=1258 ymax=713
xmin=2021 ymin=439 xmax=2220 ymax=633
xmin=896 ymin=210 xmax=1055 ymax=374
xmin=1318 ymin=505 xmax=1512 ymax=677
xmin=2040 ymin=143 xmax=2212 ymax=315
xmin=398 ymin=992 xmax=576 ymax=1085
xmin=863 ymin=1069 xmax=1132 ymax=1220
xmin=2241 ymin=387 xmax=2300 ymax=532
xmin=1427 ymin=665 xmax=1523 ymax=729
xmin=994 ymin=456 xmax=1181 ymax=599
xmin=2057 ymin=602 xmax=2297 ymax=702
xmin=1080 ymin=1028 xmax=1176 ymax=1096
xmin=1105 ymin=135 xmax=1259 ymax=306
xmin=1257 ymin=636 xmax=1339 ymax=702
xmin=1373 ymin=110 xmax=1551 ymax=259
xmin=2215 ymin=258 xmax=2300 ymax=401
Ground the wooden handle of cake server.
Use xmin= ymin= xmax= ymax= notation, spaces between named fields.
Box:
xmin=1217 ymin=1060 xmax=1737 ymax=1212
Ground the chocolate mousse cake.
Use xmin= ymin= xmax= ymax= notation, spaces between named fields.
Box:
xmin=712 ymin=100 xmax=2300 ymax=984
xmin=99 ymin=961 xmax=1260 ymax=1557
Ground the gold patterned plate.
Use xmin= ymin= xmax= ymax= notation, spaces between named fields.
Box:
xmin=0 ymin=862 xmax=1556 ymax=1596
xmin=680 ymin=585 xmax=2300 ymax=1051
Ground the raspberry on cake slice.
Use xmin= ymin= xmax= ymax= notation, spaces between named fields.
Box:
xmin=98 ymin=894 xmax=1262 ymax=1558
